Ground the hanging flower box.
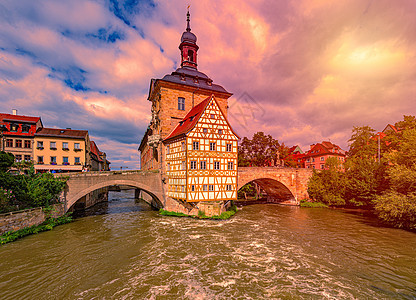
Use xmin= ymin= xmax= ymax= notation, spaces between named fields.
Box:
xmin=74 ymin=148 xmax=82 ymax=152
xmin=37 ymin=161 xmax=44 ymax=164
xmin=50 ymin=162 xmax=57 ymax=165
xmin=63 ymin=162 xmax=70 ymax=165
xmin=62 ymin=148 xmax=69 ymax=151
xmin=74 ymin=162 xmax=81 ymax=165
xmin=50 ymin=147 xmax=57 ymax=150
xmin=37 ymin=147 xmax=44 ymax=150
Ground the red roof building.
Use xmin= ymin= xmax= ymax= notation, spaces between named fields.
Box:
xmin=303 ymin=141 xmax=346 ymax=170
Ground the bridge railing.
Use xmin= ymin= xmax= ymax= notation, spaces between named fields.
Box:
xmin=53 ymin=169 xmax=159 ymax=178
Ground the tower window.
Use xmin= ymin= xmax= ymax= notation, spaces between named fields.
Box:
xmin=188 ymin=50 xmax=194 ymax=62
xmin=178 ymin=97 xmax=185 ymax=110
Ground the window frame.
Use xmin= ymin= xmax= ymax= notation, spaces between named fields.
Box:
xmin=178 ymin=97 xmax=185 ymax=110
xmin=214 ymin=161 xmax=220 ymax=170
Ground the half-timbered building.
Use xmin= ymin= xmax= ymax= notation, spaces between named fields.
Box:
xmin=163 ymin=95 xmax=239 ymax=203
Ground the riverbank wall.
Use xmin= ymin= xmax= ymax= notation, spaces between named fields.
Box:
xmin=0 ymin=204 xmax=65 ymax=234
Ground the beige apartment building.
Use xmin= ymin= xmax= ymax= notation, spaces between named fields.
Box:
xmin=34 ymin=128 xmax=91 ymax=173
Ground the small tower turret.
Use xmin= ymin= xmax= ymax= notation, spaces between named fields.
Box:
xmin=179 ymin=9 xmax=199 ymax=69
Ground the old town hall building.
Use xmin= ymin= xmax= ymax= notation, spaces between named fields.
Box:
xmin=139 ymin=10 xmax=239 ymax=208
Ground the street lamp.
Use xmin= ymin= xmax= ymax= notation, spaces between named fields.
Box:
xmin=0 ymin=124 xmax=9 ymax=152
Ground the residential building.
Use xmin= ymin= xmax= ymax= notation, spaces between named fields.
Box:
xmin=0 ymin=110 xmax=43 ymax=163
xmin=163 ymin=95 xmax=239 ymax=202
xmin=34 ymin=128 xmax=90 ymax=173
xmin=139 ymin=10 xmax=233 ymax=173
xmin=288 ymin=145 xmax=306 ymax=168
xmin=304 ymin=141 xmax=346 ymax=170
xmin=90 ymin=140 xmax=111 ymax=171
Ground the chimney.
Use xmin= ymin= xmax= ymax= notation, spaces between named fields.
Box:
xmin=12 ymin=109 xmax=17 ymax=115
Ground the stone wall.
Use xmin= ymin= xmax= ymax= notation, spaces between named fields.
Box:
xmin=0 ymin=204 xmax=65 ymax=234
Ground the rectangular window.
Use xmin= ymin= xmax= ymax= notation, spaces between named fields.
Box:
xmin=181 ymin=142 xmax=185 ymax=151
xmin=321 ymin=164 xmax=325 ymax=169
xmin=203 ymin=184 xmax=208 ymax=191
xmin=75 ymin=157 xmax=80 ymax=164
xmin=226 ymin=144 xmax=232 ymax=152
xmin=218 ymin=129 xmax=223 ymax=134
xmin=191 ymin=185 xmax=195 ymax=192
xmin=50 ymin=142 xmax=56 ymax=150
xmin=182 ymin=161 xmax=186 ymax=170
xmin=210 ymin=142 xmax=216 ymax=151
xmin=181 ymin=186 xmax=185 ymax=192
xmin=15 ymin=155 xmax=22 ymax=162
xmin=320 ymin=157 xmax=325 ymax=161
xmin=167 ymin=163 xmax=170 ymax=171
xmin=210 ymin=114 xmax=215 ymax=119
xmin=37 ymin=156 xmax=44 ymax=164
xmin=74 ymin=143 xmax=80 ymax=150
xmin=190 ymin=161 xmax=197 ymax=170
xmin=166 ymin=145 xmax=170 ymax=154
xmin=228 ymin=162 xmax=234 ymax=170
xmin=62 ymin=142 xmax=69 ymax=150
xmin=214 ymin=161 xmax=220 ymax=170
xmin=15 ymin=140 xmax=22 ymax=148
xmin=22 ymin=125 xmax=30 ymax=133
xmin=209 ymin=185 xmax=214 ymax=191
xmin=203 ymin=128 xmax=208 ymax=133
xmin=10 ymin=124 xmax=18 ymax=132
xmin=63 ymin=157 xmax=69 ymax=164
xmin=306 ymin=158 xmax=310 ymax=162
xmin=24 ymin=155 xmax=31 ymax=161
xmin=193 ymin=141 xmax=199 ymax=150
xmin=178 ymin=97 xmax=185 ymax=110
xmin=200 ymin=161 xmax=206 ymax=170
xmin=50 ymin=156 xmax=56 ymax=164
xmin=37 ymin=141 xmax=43 ymax=149
xmin=226 ymin=184 xmax=232 ymax=191
xmin=6 ymin=139 xmax=13 ymax=147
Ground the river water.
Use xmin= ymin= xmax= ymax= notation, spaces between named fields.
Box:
xmin=1 ymin=190 xmax=415 ymax=299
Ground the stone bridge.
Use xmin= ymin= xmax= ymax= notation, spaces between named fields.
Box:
xmin=58 ymin=167 xmax=312 ymax=213
xmin=57 ymin=170 xmax=165 ymax=212
xmin=238 ymin=167 xmax=312 ymax=203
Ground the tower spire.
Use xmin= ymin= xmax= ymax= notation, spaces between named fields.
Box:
xmin=186 ymin=6 xmax=191 ymax=32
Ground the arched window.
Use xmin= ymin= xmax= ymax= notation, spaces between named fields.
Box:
xmin=188 ymin=50 xmax=194 ymax=62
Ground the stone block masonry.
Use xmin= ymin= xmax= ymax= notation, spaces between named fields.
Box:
xmin=0 ymin=204 xmax=64 ymax=234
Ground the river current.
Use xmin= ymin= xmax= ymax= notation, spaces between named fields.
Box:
xmin=0 ymin=190 xmax=415 ymax=299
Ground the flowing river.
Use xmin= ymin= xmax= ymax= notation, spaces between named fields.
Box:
xmin=0 ymin=190 xmax=415 ymax=299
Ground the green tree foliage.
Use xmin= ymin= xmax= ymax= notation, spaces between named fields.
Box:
xmin=238 ymin=132 xmax=280 ymax=167
xmin=373 ymin=117 xmax=416 ymax=229
xmin=0 ymin=151 xmax=15 ymax=172
xmin=0 ymin=160 xmax=67 ymax=213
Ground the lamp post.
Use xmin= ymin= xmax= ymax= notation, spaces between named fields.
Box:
xmin=0 ymin=124 xmax=9 ymax=152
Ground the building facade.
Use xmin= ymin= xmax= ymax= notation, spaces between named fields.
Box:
xmin=163 ymin=95 xmax=239 ymax=203
xmin=139 ymin=10 xmax=233 ymax=174
xmin=0 ymin=111 xmax=43 ymax=163
xmin=303 ymin=141 xmax=346 ymax=170
xmin=34 ymin=128 xmax=91 ymax=173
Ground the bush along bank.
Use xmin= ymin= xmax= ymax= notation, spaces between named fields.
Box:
xmin=0 ymin=212 xmax=73 ymax=245
xmin=159 ymin=203 xmax=238 ymax=220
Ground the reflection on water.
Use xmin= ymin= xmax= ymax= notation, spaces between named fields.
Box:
xmin=0 ymin=190 xmax=415 ymax=299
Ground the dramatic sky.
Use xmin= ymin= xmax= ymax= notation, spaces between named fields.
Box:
xmin=1 ymin=0 xmax=415 ymax=169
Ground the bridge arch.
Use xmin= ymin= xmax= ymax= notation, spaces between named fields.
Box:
xmin=238 ymin=177 xmax=296 ymax=203
xmin=66 ymin=179 xmax=164 ymax=212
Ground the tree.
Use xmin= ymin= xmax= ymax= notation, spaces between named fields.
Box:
xmin=348 ymin=126 xmax=377 ymax=158
xmin=0 ymin=151 xmax=15 ymax=172
xmin=238 ymin=132 xmax=280 ymax=167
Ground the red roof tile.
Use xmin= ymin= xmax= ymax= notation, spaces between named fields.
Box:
xmin=0 ymin=113 xmax=41 ymax=124
xmin=36 ymin=127 xmax=88 ymax=139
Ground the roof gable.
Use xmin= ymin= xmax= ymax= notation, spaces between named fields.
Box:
xmin=163 ymin=94 xmax=239 ymax=142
